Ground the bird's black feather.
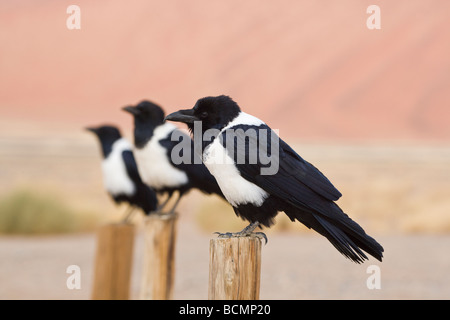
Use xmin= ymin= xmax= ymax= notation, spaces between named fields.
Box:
xmin=121 ymin=150 xmax=158 ymax=213
xmin=122 ymin=150 xmax=143 ymax=184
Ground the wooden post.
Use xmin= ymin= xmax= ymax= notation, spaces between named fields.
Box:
xmin=208 ymin=237 xmax=262 ymax=300
xmin=139 ymin=213 xmax=178 ymax=300
xmin=91 ymin=223 xmax=135 ymax=300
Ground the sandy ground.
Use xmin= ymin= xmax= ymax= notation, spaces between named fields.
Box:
xmin=1 ymin=213 xmax=449 ymax=300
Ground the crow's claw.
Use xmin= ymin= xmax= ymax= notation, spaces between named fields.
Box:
xmin=213 ymin=231 xmax=268 ymax=245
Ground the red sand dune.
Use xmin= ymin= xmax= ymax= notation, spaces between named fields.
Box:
xmin=0 ymin=0 xmax=449 ymax=141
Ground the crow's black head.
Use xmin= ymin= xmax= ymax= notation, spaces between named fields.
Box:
xmin=123 ymin=100 xmax=165 ymax=127
xmin=85 ymin=125 xmax=122 ymax=157
xmin=165 ymin=95 xmax=241 ymax=132
xmin=123 ymin=100 xmax=165 ymax=148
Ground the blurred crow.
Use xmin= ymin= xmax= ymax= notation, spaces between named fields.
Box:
xmin=165 ymin=95 xmax=384 ymax=263
xmin=86 ymin=125 xmax=158 ymax=221
xmin=123 ymin=100 xmax=224 ymax=214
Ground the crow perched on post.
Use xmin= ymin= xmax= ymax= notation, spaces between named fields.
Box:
xmin=165 ymin=95 xmax=384 ymax=263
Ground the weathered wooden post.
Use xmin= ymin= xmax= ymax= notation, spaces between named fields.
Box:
xmin=91 ymin=223 xmax=135 ymax=300
xmin=139 ymin=212 xmax=178 ymax=300
xmin=208 ymin=237 xmax=262 ymax=300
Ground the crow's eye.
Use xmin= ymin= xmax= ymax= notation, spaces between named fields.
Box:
xmin=200 ymin=111 xmax=208 ymax=119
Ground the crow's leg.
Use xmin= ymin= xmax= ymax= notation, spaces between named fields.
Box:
xmin=122 ymin=206 xmax=136 ymax=223
xmin=166 ymin=192 xmax=182 ymax=215
xmin=155 ymin=192 xmax=173 ymax=213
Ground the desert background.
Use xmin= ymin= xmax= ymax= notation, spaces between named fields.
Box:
xmin=0 ymin=0 xmax=449 ymax=299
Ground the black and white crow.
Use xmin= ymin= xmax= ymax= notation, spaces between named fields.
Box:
xmin=123 ymin=100 xmax=225 ymax=214
xmin=165 ymin=95 xmax=384 ymax=263
xmin=86 ymin=125 xmax=158 ymax=221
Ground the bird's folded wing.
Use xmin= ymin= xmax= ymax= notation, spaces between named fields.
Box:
xmin=122 ymin=150 xmax=144 ymax=184
xmin=223 ymin=124 xmax=342 ymax=208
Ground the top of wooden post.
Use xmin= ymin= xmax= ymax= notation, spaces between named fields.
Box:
xmin=209 ymin=237 xmax=262 ymax=300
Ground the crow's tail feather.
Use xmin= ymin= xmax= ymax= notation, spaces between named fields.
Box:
xmin=313 ymin=214 xmax=384 ymax=263
xmin=285 ymin=205 xmax=384 ymax=263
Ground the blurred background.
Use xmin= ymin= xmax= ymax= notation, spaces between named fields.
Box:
xmin=1 ymin=0 xmax=449 ymax=299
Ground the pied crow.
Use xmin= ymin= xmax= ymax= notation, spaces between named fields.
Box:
xmin=123 ymin=100 xmax=225 ymax=214
xmin=86 ymin=125 xmax=158 ymax=221
xmin=165 ymin=95 xmax=384 ymax=263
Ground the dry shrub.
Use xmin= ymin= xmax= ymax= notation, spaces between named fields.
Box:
xmin=0 ymin=188 xmax=101 ymax=234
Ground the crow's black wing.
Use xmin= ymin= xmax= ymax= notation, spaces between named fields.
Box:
xmin=122 ymin=150 xmax=143 ymax=184
xmin=122 ymin=149 xmax=158 ymax=213
xmin=222 ymin=124 xmax=341 ymax=207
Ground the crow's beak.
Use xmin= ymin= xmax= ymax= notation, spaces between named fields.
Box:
xmin=122 ymin=106 xmax=140 ymax=116
xmin=165 ymin=109 xmax=199 ymax=124
xmin=85 ymin=126 xmax=98 ymax=133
